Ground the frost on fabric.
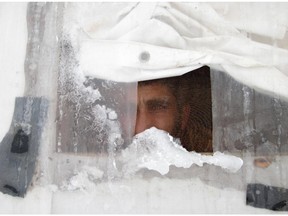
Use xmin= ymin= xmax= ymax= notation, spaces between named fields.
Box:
xmin=57 ymin=127 xmax=243 ymax=191
xmin=56 ymin=37 xmax=129 ymax=153
xmin=60 ymin=166 xmax=104 ymax=191
xmin=121 ymin=127 xmax=243 ymax=176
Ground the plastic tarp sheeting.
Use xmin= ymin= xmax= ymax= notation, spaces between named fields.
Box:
xmin=0 ymin=2 xmax=288 ymax=214
xmin=71 ymin=2 xmax=288 ymax=100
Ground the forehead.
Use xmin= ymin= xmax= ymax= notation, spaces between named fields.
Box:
xmin=138 ymin=82 xmax=175 ymax=99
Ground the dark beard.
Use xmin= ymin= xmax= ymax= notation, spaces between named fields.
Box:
xmin=171 ymin=113 xmax=183 ymax=140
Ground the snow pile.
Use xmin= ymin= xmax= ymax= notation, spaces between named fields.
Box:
xmin=121 ymin=127 xmax=243 ymax=176
xmin=60 ymin=166 xmax=104 ymax=191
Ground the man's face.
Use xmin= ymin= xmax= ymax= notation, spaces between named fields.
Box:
xmin=134 ymin=83 xmax=180 ymax=136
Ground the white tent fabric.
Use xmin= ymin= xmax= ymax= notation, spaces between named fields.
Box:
xmin=0 ymin=3 xmax=288 ymax=213
xmin=0 ymin=3 xmax=26 ymax=141
xmin=62 ymin=2 xmax=288 ymax=100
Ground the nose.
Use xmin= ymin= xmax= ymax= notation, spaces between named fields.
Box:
xmin=134 ymin=110 xmax=152 ymax=135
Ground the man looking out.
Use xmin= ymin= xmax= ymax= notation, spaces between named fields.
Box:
xmin=132 ymin=66 xmax=213 ymax=152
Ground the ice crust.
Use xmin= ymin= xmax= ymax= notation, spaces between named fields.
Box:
xmin=121 ymin=127 xmax=243 ymax=176
xmin=57 ymin=127 xmax=243 ymax=193
xmin=60 ymin=165 xmax=104 ymax=191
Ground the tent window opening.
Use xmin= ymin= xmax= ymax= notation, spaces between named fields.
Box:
xmin=56 ymin=62 xmax=213 ymax=154
xmin=134 ymin=66 xmax=213 ymax=153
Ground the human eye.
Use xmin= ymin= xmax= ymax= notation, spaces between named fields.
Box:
xmin=147 ymin=100 xmax=169 ymax=112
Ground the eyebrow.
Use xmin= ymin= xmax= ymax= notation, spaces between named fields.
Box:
xmin=145 ymin=98 xmax=172 ymax=110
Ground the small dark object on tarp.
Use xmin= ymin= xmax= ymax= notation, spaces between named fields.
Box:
xmin=3 ymin=185 xmax=19 ymax=196
xmin=246 ymin=183 xmax=288 ymax=211
xmin=11 ymin=129 xmax=29 ymax=154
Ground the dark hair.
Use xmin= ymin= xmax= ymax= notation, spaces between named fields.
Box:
xmin=138 ymin=75 xmax=187 ymax=110
xmin=138 ymin=76 xmax=180 ymax=98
